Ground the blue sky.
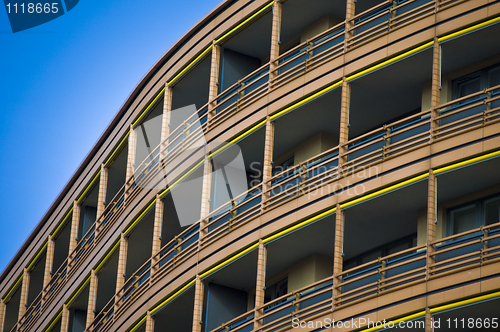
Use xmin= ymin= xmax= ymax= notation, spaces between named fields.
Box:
xmin=0 ymin=0 xmax=221 ymax=274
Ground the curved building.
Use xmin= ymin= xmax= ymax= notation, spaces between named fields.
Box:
xmin=2 ymin=0 xmax=500 ymax=331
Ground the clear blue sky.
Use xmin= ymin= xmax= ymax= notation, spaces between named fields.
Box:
xmin=0 ymin=0 xmax=222 ymax=274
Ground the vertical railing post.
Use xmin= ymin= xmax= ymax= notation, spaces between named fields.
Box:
xmin=332 ymin=204 xmax=344 ymax=310
xmin=96 ymin=164 xmax=108 ymax=237
xmin=269 ymin=0 xmax=282 ymax=84
xmin=115 ymin=234 xmax=128 ymax=309
xmin=86 ymin=269 xmax=97 ymax=329
xmin=426 ymin=170 xmax=437 ymax=279
xmin=339 ymin=78 xmax=350 ymax=175
xmin=151 ymin=194 xmax=164 ymax=278
xmin=430 ymin=37 xmax=441 ymax=141
xmin=60 ymin=305 xmax=70 ymax=332
xmin=18 ymin=268 xmax=29 ymax=323
xmin=261 ymin=117 xmax=275 ymax=211
xmin=344 ymin=0 xmax=356 ymax=52
xmin=254 ymin=240 xmax=267 ymax=330
xmin=192 ymin=276 xmax=204 ymax=332
xmin=42 ymin=235 xmax=55 ymax=303
xmin=68 ymin=200 xmax=81 ymax=270
xmin=208 ymin=41 xmax=221 ymax=128
xmin=145 ymin=311 xmax=154 ymax=332
xmin=125 ymin=124 xmax=137 ymax=200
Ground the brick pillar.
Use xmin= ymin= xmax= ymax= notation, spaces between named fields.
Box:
xmin=269 ymin=0 xmax=282 ymax=82
xmin=18 ymin=268 xmax=29 ymax=321
xmin=344 ymin=0 xmax=356 ymax=51
xmin=60 ymin=305 xmax=70 ymax=332
xmin=43 ymin=236 xmax=55 ymax=300
xmin=261 ymin=117 xmax=274 ymax=209
xmin=160 ymin=85 xmax=173 ymax=161
xmin=425 ymin=307 xmax=433 ymax=332
xmin=151 ymin=195 xmax=164 ymax=274
xmin=208 ymin=42 xmax=221 ymax=125
xmin=96 ymin=164 xmax=108 ymax=222
xmin=339 ymin=78 xmax=350 ymax=171
xmin=200 ymin=157 xmax=213 ymax=240
xmin=0 ymin=301 xmax=6 ymax=332
xmin=254 ymin=240 xmax=267 ymax=329
xmin=86 ymin=270 xmax=97 ymax=329
xmin=430 ymin=38 xmax=441 ymax=139
xmin=125 ymin=124 xmax=137 ymax=198
xmin=426 ymin=171 xmax=437 ymax=279
xmin=68 ymin=200 xmax=81 ymax=269
xmin=332 ymin=204 xmax=344 ymax=310
xmin=192 ymin=276 xmax=204 ymax=332
xmin=145 ymin=311 xmax=154 ymax=332
xmin=115 ymin=234 xmax=128 ymax=306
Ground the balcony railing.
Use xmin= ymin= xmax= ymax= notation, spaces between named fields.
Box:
xmin=210 ymin=311 xmax=255 ymax=332
xmin=336 ymin=245 xmax=427 ymax=307
xmin=271 ymin=22 xmax=345 ymax=89
xmin=346 ymin=0 xmax=435 ymax=50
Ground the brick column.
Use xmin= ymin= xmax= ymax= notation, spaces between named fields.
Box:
xmin=115 ymin=234 xmax=128 ymax=306
xmin=430 ymin=38 xmax=441 ymax=139
xmin=426 ymin=171 xmax=437 ymax=279
xmin=200 ymin=157 xmax=213 ymax=240
xmin=96 ymin=164 xmax=108 ymax=222
xmin=208 ymin=42 xmax=221 ymax=125
xmin=151 ymin=195 xmax=164 ymax=274
xmin=42 ymin=236 xmax=55 ymax=300
xmin=339 ymin=78 xmax=350 ymax=171
xmin=0 ymin=301 xmax=6 ymax=332
xmin=344 ymin=0 xmax=356 ymax=51
xmin=68 ymin=200 xmax=81 ymax=267
xmin=145 ymin=311 xmax=154 ymax=332
xmin=261 ymin=117 xmax=274 ymax=209
xmin=269 ymin=0 xmax=282 ymax=82
xmin=160 ymin=85 xmax=173 ymax=161
xmin=60 ymin=305 xmax=70 ymax=332
xmin=332 ymin=204 xmax=344 ymax=310
xmin=86 ymin=270 xmax=97 ymax=329
xmin=125 ymin=124 xmax=137 ymax=198
xmin=18 ymin=268 xmax=29 ymax=321
xmin=254 ymin=240 xmax=267 ymax=329
xmin=192 ymin=276 xmax=204 ymax=332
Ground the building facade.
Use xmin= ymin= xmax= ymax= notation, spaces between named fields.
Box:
xmin=1 ymin=0 xmax=500 ymax=331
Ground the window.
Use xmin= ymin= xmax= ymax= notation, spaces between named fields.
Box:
xmin=447 ymin=194 xmax=500 ymax=236
xmin=264 ymin=278 xmax=288 ymax=304
xmin=452 ymin=64 xmax=500 ymax=100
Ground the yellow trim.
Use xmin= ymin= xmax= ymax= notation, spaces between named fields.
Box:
xmin=95 ymin=240 xmax=121 ymax=273
xmin=430 ymin=291 xmax=500 ymax=314
xmin=434 ymin=149 xmax=500 ymax=175
xmin=132 ymin=87 xmax=166 ymax=128
xmin=270 ymin=81 xmax=342 ymax=121
xmin=439 ymin=16 xmax=500 ymax=43
xmin=66 ymin=275 xmax=91 ymax=307
xmin=129 ymin=315 xmax=148 ymax=332
xmin=167 ymin=45 xmax=213 ymax=87
xmin=216 ymin=1 xmax=274 ymax=44
xmin=43 ymin=309 xmax=63 ymax=332
xmin=359 ymin=311 xmax=426 ymax=332
xmin=2 ymin=274 xmax=23 ymax=302
xmin=77 ymin=171 xmax=101 ymax=204
xmin=150 ymin=280 xmax=196 ymax=315
xmin=340 ymin=173 xmax=429 ymax=210
xmin=104 ymin=131 xmax=130 ymax=167
xmin=346 ymin=41 xmax=434 ymax=82
xmin=200 ymin=243 xmax=259 ymax=279
xmin=123 ymin=200 xmax=157 ymax=236
xmin=51 ymin=207 xmax=74 ymax=238
xmin=27 ymin=241 xmax=48 ymax=271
